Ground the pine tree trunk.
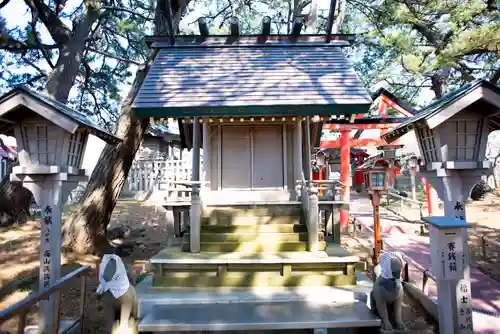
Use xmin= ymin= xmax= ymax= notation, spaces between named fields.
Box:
xmin=62 ymin=68 xmax=151 ymax=254
xmin=62 ymin=0 xmax=188 ymax=255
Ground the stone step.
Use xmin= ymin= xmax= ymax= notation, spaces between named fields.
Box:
xmin=183 ymin=232 xmax=324 ymax=243
xmin=137 ymin=273 xmax=373 ymax=317
xmin=153 ymin=270 xmax=355 ymax=288
xmin=180 ymin=241 xmax=327 ymax=252
xmin=138 ymin=299 xmax=380 ymax=332
xmin=203 ymin=202 xmax=302 ymax=218
xmin=192 ymin=224 xmax=307 ymax=234
xmin=201 ymin=215 xmax=302 ymax=226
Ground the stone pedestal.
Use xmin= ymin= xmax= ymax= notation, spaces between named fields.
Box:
xmin=11 ymin=167 xmax=87 ymax=333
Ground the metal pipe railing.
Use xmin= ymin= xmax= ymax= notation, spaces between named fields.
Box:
xmin=0 ymin=265 xmax=90 ymax=334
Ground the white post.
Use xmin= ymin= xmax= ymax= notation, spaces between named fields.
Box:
xmin=411 ymin=167 xmax=417 ymax=201
xmin=11 ymin=172 xmax=81 ymax=334
xmin=308 ymin=182 xmax=319 ymax=252
xmin=425 ymin=216 xmax=473 ymax=334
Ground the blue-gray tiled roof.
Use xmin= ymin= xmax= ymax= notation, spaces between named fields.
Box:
xmin=132 ymin=45 xmax=372 ymax=117
xmin=0 ymin=86 xmax=121 ymax=144
xmin=381 ymin=80 xmax=500 ymax=143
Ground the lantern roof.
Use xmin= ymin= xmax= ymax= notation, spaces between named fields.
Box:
xmin=377 ymin=144 xmax=404 ymax=151
xmin=0 ymin=86 xmax=121 ymax=145
xmin=382 ymin=80 xmax=500 ymax=144
xmin=356 ymin=158 xmax=390 ymax=172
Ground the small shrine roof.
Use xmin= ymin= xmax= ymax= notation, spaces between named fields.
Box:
xmin=382 ymin=80 xmax=500 ymax=144
xmin=0 ymin=86 xmax=121 ymax=145
xmin=132 ymin=35 xmax=372 ymax=118
xmin=371 ymin=88 xmax=418 ymax=115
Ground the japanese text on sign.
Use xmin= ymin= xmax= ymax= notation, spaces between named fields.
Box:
xmin=42 ymin=205 xmax=52 ymax=289
xmin=454 ymin=201 xmax=465 ymax=220
xmin=457 ymin=280 xmax=473 ymax=333
xmin=439 ymin=232 xmax=463 ymax=280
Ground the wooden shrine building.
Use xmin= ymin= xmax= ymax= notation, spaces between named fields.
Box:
xmin=131 ymin=17 xmax=381 ymax=332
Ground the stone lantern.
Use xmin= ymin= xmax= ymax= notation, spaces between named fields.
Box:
xmin=382 ymin=80 xmax=500 ymax=219
xmin=0 ymin=86 xmax=120 ymax=332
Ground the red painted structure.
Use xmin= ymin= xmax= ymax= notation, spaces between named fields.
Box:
xmin=321 ymin=89 xmax=416 ymax=228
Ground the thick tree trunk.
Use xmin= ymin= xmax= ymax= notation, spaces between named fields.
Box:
xmin=62 ymin=68 xmax=151 ymax=254
xmin=45 ymin=14 xmax=99 ymax=101
xmin=331 ymin=0 xmax=346 ymax=34
xmin=62 ymin=0 xmax=188 ymax=256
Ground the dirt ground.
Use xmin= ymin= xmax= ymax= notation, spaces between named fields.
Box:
xmin=0 ymin=200 xmax=173 ymax=333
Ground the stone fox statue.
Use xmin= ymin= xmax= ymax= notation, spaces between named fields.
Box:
xmin=97 ymin=254 xmax=138 ymax=334
xmin=370 ymin=252 xmax=407 ymax=333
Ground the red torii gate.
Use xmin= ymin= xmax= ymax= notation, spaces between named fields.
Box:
xmin=320 ymin=88 xmax=416 ymax=227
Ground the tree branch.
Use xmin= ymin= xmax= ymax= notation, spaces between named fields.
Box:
xmin=87 ymin=47 xmax=142 ymax=65
xmin=0 ymin=34 xmax=58 ymax=52
xmin=0 ymin=0 xmax=10 ymax=9
xmin=101 ymin=5 xmax=152 ymax=21
xmin=490 ymin=67 xmax=500 ymax=86
xmin=23 ymin=0 xmax=72 ymax=45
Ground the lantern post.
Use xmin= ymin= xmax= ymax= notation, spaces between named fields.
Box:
xmin=0 ymin=87 xmax=120 ymax=333
xmin=406 ymin=154 xmax=419 ymax=201
xmin=357 ymin=158 xmax=390 ymax=264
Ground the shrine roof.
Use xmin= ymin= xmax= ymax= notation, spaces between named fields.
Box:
xmin=381 ymin=80 xmax=500 ymax=144
xmin=371 ymin=88 xmax=418 ymax=115
xmin=132 ymin=35 xmax=372 ymax=118
xmin=0 ymin=86 xmax=121 ymax=145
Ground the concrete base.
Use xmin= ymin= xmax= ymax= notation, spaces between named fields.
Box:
xmin=139 ymin=299 xmax=380 ymax=332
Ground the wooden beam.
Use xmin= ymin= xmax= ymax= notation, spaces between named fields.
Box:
xmin=326 ymin=0 xmax=337 ymax=36
xmin=324 ymin=123 xmax=400 ymax=130
xmin=230 ymin=17 xmax=239 ymax=36
xmin=262 ymin=16 xmax=271 ymax=36
xmin=198 ymin=17 xmax=209 ymax=36
xmin=320 ymin=138 xmax=395 ymax=148
xmin=291 ymin=17 xmax=303 ymax=36
xmin=145 ymin=34 xmax=357 ymax=46
xmin=165 ymin=0 xmax=176 ymax=45
xmin=381 ymin=95 xmax=414 ymax=117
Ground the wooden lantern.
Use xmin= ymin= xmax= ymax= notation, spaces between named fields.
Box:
xmin=0 ymin=86 xmax=120 ymax=172
xmin=358 ymin=159 xmax=390 ymax=192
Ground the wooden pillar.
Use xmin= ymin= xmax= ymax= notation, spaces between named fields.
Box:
xmin=339 ymin=128 xmax=351 ymax=228
xmin=304 ymin=117 xmax=319 ymax=251
xmin=202 ymin=121 xmax=209 ymax=186
xmin=295 ymin=119 xmax=303 ymax=199
xmin=304 ymin=118 xmax=312 ymax=181
xmin=190 ymin=118 xmax=201 ymax=253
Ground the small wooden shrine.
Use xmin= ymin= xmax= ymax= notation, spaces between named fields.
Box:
xmin=131 ymin=15 xmax=382 ymax=332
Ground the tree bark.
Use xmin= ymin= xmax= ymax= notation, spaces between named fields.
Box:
xmin=62 ymin=0 xmax=189 ymax=255
xmin=0 ymin=1 xmax=99 ymax=225
xmin=331 ymin=0 xmax=345 ymax=34
xmin=44 ymin=5 xmax=100 ymax=100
